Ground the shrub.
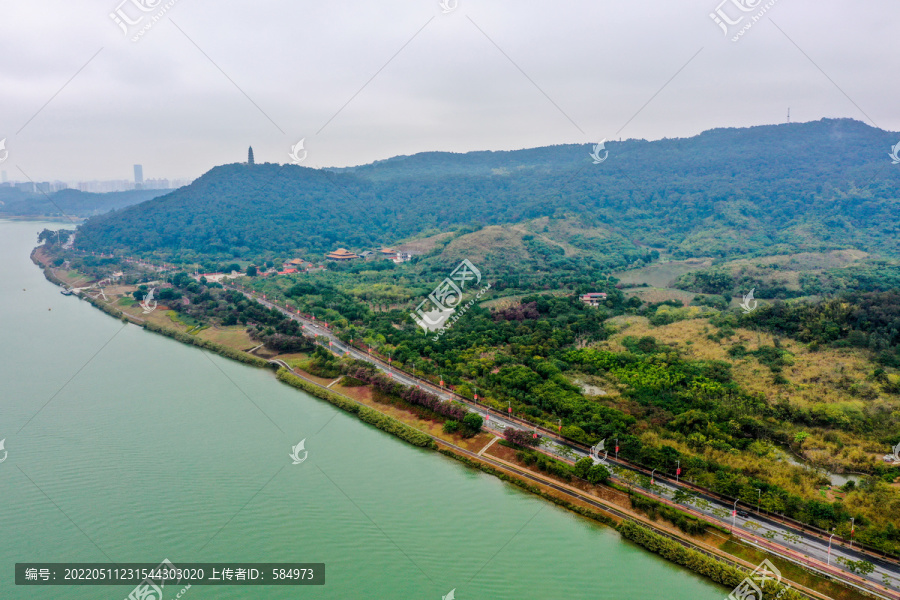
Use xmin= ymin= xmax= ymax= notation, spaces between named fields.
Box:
xmin=504 ymin=428 xmax=541 ymax=447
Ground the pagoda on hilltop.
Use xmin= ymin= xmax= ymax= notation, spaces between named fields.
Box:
xmin=248 ymin=146 xmax=255 ymax=165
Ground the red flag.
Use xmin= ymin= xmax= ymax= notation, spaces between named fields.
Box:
xmin=676 ymin=467 xmax=681 ymax=476
xmin=532 ymin=432 xmax=538 ymax=439
xmin=440 ymin=379 xmax=444 ymax=386
xmin=508 ymin=406 xmax=512 ymax=414
xmin=474 ymin=393 xmax=478 ymax=401
xmin=732 ymin=509 xmax=736 ymax=517
xmin=615 ymin=445 xmax=619 ymax=453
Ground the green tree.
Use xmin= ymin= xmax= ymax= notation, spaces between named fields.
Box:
xmin=461 ymin=412 xmax=483 ymax=437
xmin=574 ymin=457 xmax=593 ymax=479
xmin=587 ymin=464 xmax=611 ymax=484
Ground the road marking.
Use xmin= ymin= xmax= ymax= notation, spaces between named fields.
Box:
xmin=478 ymin=436 xmax=500 ymax=457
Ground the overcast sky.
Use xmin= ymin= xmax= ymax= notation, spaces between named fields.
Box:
xmin=1 ymin=0 xmax=898 ymax=182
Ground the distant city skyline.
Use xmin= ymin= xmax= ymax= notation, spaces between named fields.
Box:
xmin=0 ymin=173 xmax=194 ymax=194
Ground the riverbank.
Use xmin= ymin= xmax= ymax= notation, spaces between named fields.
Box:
xmin=33 ymin=257 xmax=880 ymax=600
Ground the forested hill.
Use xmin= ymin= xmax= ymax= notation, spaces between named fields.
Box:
xmin=75 ymin=118 xmax=900 ymax=259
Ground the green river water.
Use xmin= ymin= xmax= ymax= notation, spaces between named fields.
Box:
xmin=0 ymin=219 xmax=727 ymax=599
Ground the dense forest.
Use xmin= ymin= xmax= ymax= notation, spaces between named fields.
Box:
xmin=74 ymin=118 xmax=900 ymax=261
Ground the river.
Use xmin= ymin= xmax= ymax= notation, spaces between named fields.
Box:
xmin=0 ymin=220 xmax=727 ymax=599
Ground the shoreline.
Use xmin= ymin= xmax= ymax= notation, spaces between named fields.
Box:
xmin=30 ymin=251 xmax=882 ymax=600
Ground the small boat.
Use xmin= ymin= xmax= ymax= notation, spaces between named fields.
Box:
xmin=60 ymin=289 xmax=74 ymax=296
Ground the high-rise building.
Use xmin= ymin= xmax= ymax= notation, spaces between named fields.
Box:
xmin=134 ymin=164 xmax=144 ymax=189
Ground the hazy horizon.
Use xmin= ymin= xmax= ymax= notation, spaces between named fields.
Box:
xmin=2 ymin=0 xmax=898 ymax=181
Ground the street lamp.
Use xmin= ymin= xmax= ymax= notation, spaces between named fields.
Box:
xmin=614 ymin=438 xmax=619 ymax=460
xmin=731 ymin=499 xmax=739 ymax=533
xmin=676 ymin=459 xmax=681 ymax=484
xmin=849 ymin=518 xmax=855 ymax=549
xmin=756 ymin=488 xmax=762 ymax=515
xmin=650 ymin=469 xmax=656 ymax=486
xmin=827 ymin=529 xmax=836 ymax=565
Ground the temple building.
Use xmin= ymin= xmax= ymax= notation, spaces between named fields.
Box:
xmin=325 ymin=248 xmax=359 ymax=261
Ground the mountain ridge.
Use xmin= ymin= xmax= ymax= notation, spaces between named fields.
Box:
xmin=74 ymin=118 xmax=900 ymax=262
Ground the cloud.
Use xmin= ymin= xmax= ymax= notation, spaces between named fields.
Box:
xmin=0 ymin=0 xmax=897 ymax=182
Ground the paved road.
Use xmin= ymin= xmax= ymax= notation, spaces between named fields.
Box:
xmin=232 ymin=286 xmax=900 ymax=599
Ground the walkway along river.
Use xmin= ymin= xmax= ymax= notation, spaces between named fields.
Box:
xmin=1 ymin=219 xmax=729 ymax=600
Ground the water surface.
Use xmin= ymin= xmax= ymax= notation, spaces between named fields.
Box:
xmin=0 ymin=220 xmax=727 ymax=599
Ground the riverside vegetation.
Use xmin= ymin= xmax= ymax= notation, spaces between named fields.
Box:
xmin=39 ymin=241 xmax=900 ymax=561
xmin=34 ymin=117 xmax=900 ymax=566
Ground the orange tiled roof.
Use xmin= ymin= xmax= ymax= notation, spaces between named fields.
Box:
xmin=326 ymin=248 xmax=359 ymax=259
